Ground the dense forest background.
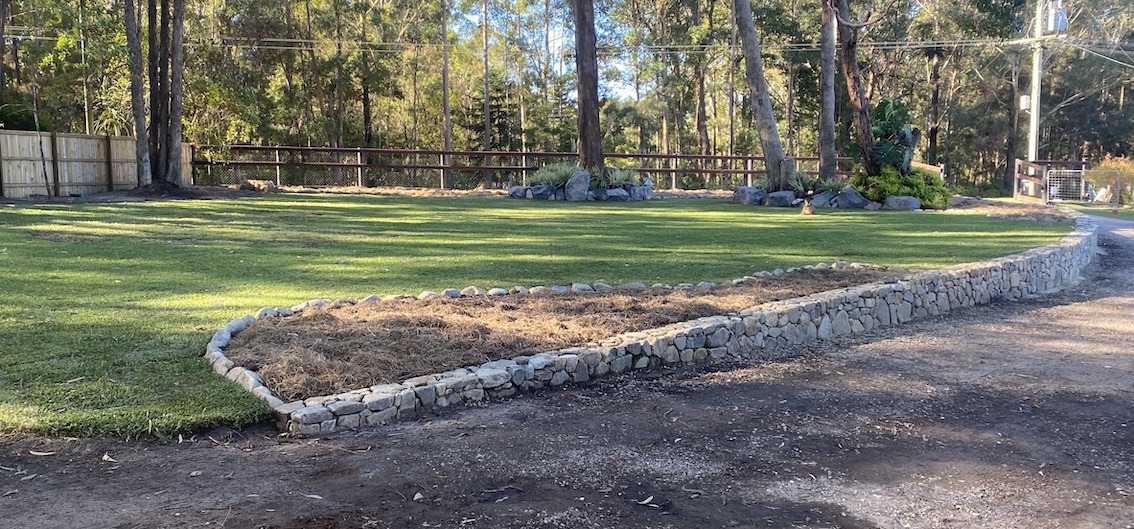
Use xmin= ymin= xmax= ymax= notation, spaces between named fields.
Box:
xmin=0 ymin=0 xmax=1131 ymax=193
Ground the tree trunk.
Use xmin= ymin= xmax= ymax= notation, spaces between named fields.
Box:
xmin=926 ymin=52 xmax=941 ymax=165
xmin=1004 ymin=59 xmax=1021 ymax=189
xmin=361 ymin=17 xmax=373 ymax=147
xmin=152 ymin=0 xmax=171 ymax=179
xmin=836 ymin=0 xmax=879 ymax=176
xmin=163 ymin=0 xmax=184 ymax=186
xmin=693 ymin=0 xmax=710 ymax=158
xmin=483 ymin=0 xmax=491 ymax=151
xmin=733 ymin=0 xmax=789 ymax=189
xmin=441 ymin=0 xmax=452 ymax=152
xmin=123 ymin=0 xmax=152 ymax=187
xmin=0 ymin=0 xmax=9 ymax=104
xmin=573 ymin=0 xmax=603 ymax=170
xmin=818 ymin=0 xmax=837 ymax=179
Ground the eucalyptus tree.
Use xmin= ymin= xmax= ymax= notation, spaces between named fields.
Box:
xmin=733 ymin=0 xmax=791 ymax=188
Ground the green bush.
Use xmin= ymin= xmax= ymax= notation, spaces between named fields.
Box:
xmin=530 ymin=162 xmax=579 ymax=187
xmin=603 ymin=166 xmax=641 ymax=187
xmin=851 ymin=166 xmax=950 ymax=209
xmin=814 ymin=177 xmax=846 ymax=194
xmin=872 ymin=98 xmax=916 ymax=174
xmin=0 ymin=102 xmax=43 ymax=131
xmin=786 ymin=172 xmax=813 ymax=196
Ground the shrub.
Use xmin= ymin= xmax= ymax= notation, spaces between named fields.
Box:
xmin=814 ymin=177 xmax=846 ymax=194
xmin=786 ymin=172 xmax=814 ymax=196
xmin=530 ymin=162 xmax=579 ymax=187
xmin=600 ymin=166 xmax=641 ymax=188
xmin=851 ymin=166 xmax=950 ymax=209
xmin=872 ymin=98 xmax=916 ymax=174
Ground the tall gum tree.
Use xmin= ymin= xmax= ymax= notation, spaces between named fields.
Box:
xmin=733 ymin=0 xmax=791 ymax=189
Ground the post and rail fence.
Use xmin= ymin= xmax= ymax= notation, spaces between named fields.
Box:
xmin=0 ymin=137 xmax=947 ymax=198
xmin=0 ymin=130 xmax=192 ymax=199
xmin=190 ymin=145 xmax=890 ymax=191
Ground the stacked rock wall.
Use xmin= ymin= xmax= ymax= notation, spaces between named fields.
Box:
xmin=203 ymin=214 xmax=1097 ymax=436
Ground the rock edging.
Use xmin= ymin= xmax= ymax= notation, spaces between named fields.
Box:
xmin=201 ymin=213 xmax=1097 ymax=436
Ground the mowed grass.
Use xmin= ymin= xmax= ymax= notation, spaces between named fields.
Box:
xmin=1063 ymin=203 xmax=1134 ymax=222
xmin=0 ymin=194 xmax=1073 ymax=438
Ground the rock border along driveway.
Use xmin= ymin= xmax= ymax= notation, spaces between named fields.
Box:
xmin=201 ymin=213 xmax=1098 ymax=436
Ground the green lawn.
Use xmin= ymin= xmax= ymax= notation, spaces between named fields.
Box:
xmin=0 ymin=194 xmax=1073 ymax=438
xmin=1062 ymin=203 xmax=1134 ymax=222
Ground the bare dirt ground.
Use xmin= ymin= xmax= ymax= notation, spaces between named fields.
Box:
xmin=3 ymin=201 xmax=1130 ymax=529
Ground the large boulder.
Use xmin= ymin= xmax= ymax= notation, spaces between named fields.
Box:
xmin=629 ymin=185 xmax=650 ymax=201
xmin=565 ymin=170 xmax=591 ymax=201
xmin=836 ymin=185 xmax=870 ymax=209
xmin=531 ymin=184 xmax=556 ymax=200
xmin=883 ymin=195 xmax=921 ymax=211
xmin=606 ymin=188 xmax=630 ymax=201
xmin=732 ymin=186 xmax=767 ymax=205
xmin=811 ymin=190 xmax=838 ymax=208
xmin=508 ymin=186 xmax=531 ymax=199
xmin=763 ymin=190 xmax=798 ymax=207
xmin=590 ymin=188 xmax=609 ymax=201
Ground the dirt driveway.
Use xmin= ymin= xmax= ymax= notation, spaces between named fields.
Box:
xmin=3 ymin=215 xmax=1133 ymax=529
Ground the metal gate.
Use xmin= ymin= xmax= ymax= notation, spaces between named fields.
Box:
xmin=1012 ymin=160 xmax=1128 ymax=205
xmin=1046 ymin=169 xmax=1086 ymax=202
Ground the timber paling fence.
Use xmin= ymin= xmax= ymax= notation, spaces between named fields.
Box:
xmin=191 ymin=146 xmax=871 ymax=191
xmin=0 ymin=130 xmax=193 ymax=199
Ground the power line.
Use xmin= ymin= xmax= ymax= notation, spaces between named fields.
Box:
xmin=5 ymin=23 xmax=1131 ymax=60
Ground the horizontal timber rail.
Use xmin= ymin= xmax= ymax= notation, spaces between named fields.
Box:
xmin=192 ymin=145 xmax=867 ymax=191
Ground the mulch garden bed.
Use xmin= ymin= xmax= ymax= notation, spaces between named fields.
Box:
xmin=223 ymin=268 xmax=899 ymax=401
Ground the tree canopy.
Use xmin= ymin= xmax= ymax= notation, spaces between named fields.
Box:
xmin=0 ymin=0 xmax=1131 ymax=191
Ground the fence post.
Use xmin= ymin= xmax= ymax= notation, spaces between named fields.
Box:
xmin=357 ymin=149 xmax=363 ymax=187
xmin=274 ymin=148 xmax=282 ymax=186
xmin=105 ymin=135 xmax=114 ymax=192
xmin=746 ymin=159 xmax=753 ymax=187
xmin=522 ymin=153 xmax=529 ymax=186
xmin=49 ymin=132 xmax=62 ymax=196
xmin=440 ymin=154 xmax=447 ymax=189
xmin=670 ymin=156 xmax=677 ymax=189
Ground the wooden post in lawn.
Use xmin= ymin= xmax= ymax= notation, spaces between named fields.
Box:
xmin=356 ymin=148 xmax=363 ymax=187
xmin=105 ymin=135 xmax=113 ymax=192
xmin=49 ymin=132 xmax=61 ymax=196
xmin=572 ymin=0 xmax=603 ymax=171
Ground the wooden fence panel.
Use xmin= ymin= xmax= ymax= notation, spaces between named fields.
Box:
xmin=109 ymin=137 xmax=139 ymax=191
xmin=0 ymin=131 xmax=56 ymax=198
xmin=0 ymin=131 xmax=194 ymax=198
xmin=55 ymin=133 xmax=108 ymax=196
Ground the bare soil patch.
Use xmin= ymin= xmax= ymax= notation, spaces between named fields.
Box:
xmin=947 ymin=195 xmax=1078 ymax=222
xmin=224 ymin=269 xmax=898 ymax=401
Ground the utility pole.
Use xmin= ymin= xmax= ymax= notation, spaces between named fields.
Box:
xmin=1027 ymin=0 xmax=1044 ymax=162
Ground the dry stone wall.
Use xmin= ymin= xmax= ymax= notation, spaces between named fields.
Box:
xmin=202 ymin=213 xmax=1098 ymax=436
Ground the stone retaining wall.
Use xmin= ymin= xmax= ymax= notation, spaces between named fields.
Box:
xmin=202 ymin=214 xmax=1098 ymax=436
